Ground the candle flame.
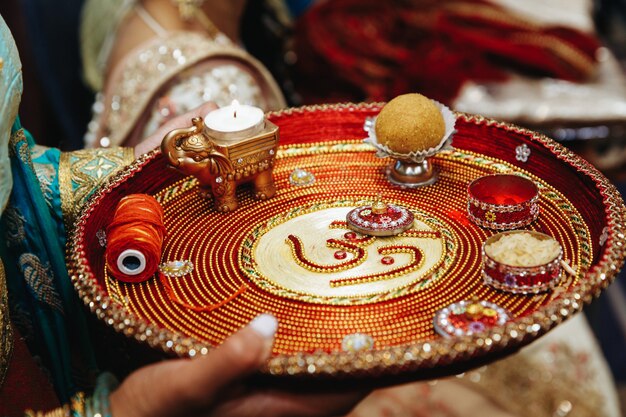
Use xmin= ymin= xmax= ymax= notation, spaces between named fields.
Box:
xmin=231 ymin=99 xmax=240 ymax=119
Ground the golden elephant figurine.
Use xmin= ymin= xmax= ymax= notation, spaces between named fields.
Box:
xmin=161 ymin=117 xmax=279 ymax=212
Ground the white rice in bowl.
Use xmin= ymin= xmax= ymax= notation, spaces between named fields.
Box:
xmin=484 ymin=232 xmax=561 ymax=267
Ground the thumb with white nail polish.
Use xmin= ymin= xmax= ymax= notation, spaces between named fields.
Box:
xmin=109 ymin=314 xmax=279 ymax=417
xmin=249 ymin=313 xmax=279 ymax=356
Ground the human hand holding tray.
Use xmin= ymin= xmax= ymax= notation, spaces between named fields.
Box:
xmin=68 ymin=103 xmax=626 ymax=380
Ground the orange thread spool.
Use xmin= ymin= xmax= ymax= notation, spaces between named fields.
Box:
xmin=106 ymin=194 xmax=165 ymax=283
xmin=106 ymin=194 xmax=247 ymax=311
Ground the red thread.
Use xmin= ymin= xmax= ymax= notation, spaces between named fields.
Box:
xmin=159 ymin=274 xmax=248 ymax=313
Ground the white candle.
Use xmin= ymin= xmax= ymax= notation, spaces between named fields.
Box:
xmin=204 ymin=100 xmax=265 ymax=141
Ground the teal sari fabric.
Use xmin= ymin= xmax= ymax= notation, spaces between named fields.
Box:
xmin=2 ymin=120 xmax=98 ymax=402
xmin=0 ymin=11 xmax=136 ymax=406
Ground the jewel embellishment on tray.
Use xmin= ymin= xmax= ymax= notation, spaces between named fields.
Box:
xmin=515 ymin=144 xmax=531 ymax=163
xmin=96 ymin=229 xmax=107 ymax=247
xmin=342 ymin=333 xmax=375 ymax=353
xmin=434 ymin=300 xmax=510 ymax=338
xmin=159 ymin=260 xmax=194 ymax=277
xmin=599 ymin=227 xmax=609 ymax=247
xmin=289 ymin=168 xmax=316 ymax=186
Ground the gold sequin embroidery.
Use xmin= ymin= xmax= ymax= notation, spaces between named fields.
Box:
xmin=33 ymin=162 xmax=55 ymax=210
xmin=18 ymin=253 xmax=63 ymax=313
xmin=458 ymin=343 xmax=604 ymax=417
xmin=59 ymin=147 xmax=134 ymax=230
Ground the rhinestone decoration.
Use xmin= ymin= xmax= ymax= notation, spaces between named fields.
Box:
xmin=289 ymin=168 xmax=315 ymax=186
xmin=96 ymin=229 xmax=107 ymax=247
xmin=515 ymin=144 xmax=531 ymax=162
xmin=434 ymin=300 xmax=510 ymax=338
xmin=159 ymin=260 xmax=194 ymax=277
xmin=346 ymin=200 xmax=414 ymax=236
xmin=341 ymin=333 xmax=375 ymax=353
xmin=599 ymin=226 xmax=609 ymax=247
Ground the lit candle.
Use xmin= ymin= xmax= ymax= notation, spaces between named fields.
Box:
xmin=204 ymin=99 xmax=265 ymax=141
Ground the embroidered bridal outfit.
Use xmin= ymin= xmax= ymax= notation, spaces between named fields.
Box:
xmin=80 ymin=0 xmax=286 ymax=148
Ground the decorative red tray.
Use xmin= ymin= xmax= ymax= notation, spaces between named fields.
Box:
xmin=68 ymin=103 xmax=626 ymax=379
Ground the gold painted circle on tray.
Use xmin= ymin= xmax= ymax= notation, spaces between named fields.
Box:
xmin=244 ymin=205 xmax=453 ymax=302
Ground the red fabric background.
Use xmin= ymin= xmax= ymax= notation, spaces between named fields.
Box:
xmin=0 ymin=326 xmax=59 ymax=417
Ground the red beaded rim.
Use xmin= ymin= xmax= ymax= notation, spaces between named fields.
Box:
xmin=68 ymin=103 xmax=626 ymax=378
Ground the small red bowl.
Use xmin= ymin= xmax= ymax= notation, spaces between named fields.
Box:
xmin=467 ymin=174 xmax=539 ymax=230
xmin=482 ymin=230 xmax=563 ymax=294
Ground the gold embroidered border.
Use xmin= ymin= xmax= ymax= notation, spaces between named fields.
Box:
xmin=9 ymin=129 xmax=35 ymax=175
xmin=58 ymin=152 xmax=73 ymax=230
xmin=32 ymin=163 xmax=55 ymax=209
xmin=59 ymin=147 xmax=134 ymax=230
xmin=7 ymin=128 xmax=24 ymax=158
xmin=25 ymin=392 xmax=86 ymax=417
xmin=0 ymin=259 xmax=13 ymax=390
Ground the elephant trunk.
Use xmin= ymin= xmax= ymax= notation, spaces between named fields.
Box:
xmin=161 ymin=118 xmax=204 ymax=168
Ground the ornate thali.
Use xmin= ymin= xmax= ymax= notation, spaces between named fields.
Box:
xmin=68 ymin=103 xmax=626 ymax=378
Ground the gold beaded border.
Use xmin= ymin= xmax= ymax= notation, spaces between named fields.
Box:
xmin=67 ymin=104 xmax=626 ymax=377
xmin=239 ymin=200 xmax=454 ymax=305
xmin=154 ymin=177 xmax=198 ymax=204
